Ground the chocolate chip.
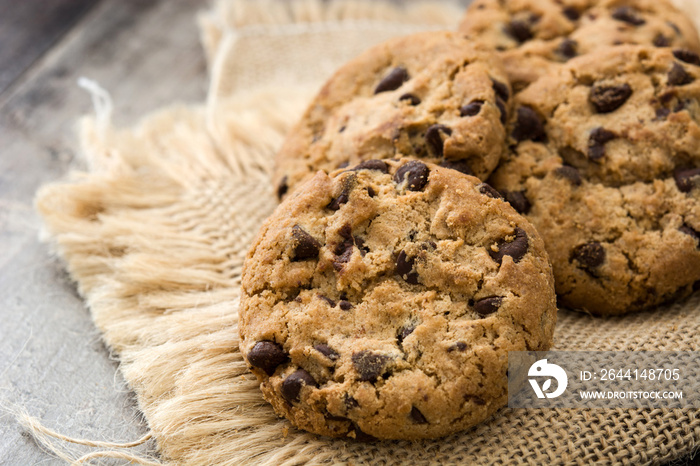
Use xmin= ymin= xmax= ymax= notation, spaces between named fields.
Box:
xmin=327 ymin=175 xmax=356 ymax=210
xmin=248 ymin=341 xmax=288 ymax=376
xmin=679 ymin=224 xmax=700 ymax=247
xmin=554 ymin=165 xmax=582 ymax=185
xmin=673 ymin=49 xmax=700 ymax=66
xmin=489 ymin=227 xmax=529 ymax=264
xmin=410 ymin=407 xmax=428 ymax=424
xmin=611 ymin=6 xmax=645 ymax=26
xmin=277 ymin=176 xmax=288 ymax=200
xmin=674 ymin=168 xmax=700 ymax=192
xmin=505 ymin=19 xmax=533 ymax=43
xmin=354 ymin=235 xmax=370 ymax=256
xmin=562 ymin=6 xmax=580 ymax=21
xmin=281 ymin=369 xmax=317 ymax=403
xmin=448 ymin=341 xmax=468 ymax=352
xmin=397 ymin=325 xmax=415 ymax=345
xmin=396 ymin=250 xmax=419 ymax=284
xmin=315 ymin=343 xmax=340 ymax=360
xmin=352 ymin=159 xmax=389 ymax=173
xmin=423 ymin=240 xmax=437 ymax=250
xmin=570 ymin=242 xmax=606 ymax=271
xmin=501 ymin=190 xmax=531 ymax=214
xmin=318 ymin=294 xmax=336 ymax=307
xmin=668 ymin=62 xmax=695 ymax=86
xmin=512 ymin=106 xmax=546 ymax=142
xmin=326 ymin=192 xmax=350 ymax=210
xmin=660 ymin=90 xmax=676 ymax=104
xmin=589 ymin=83 xmax=632 ymax=113
xmin=337 ymin=229 xmax=354 ymax=249
xmin=492 ymin=78 xmax=510 ymax=102
xmin=399 ymin=93 xmax=421 ymax=105
xmin=339 ymin=300 xmax=353 ymax=311
xmin=425 ymin=124 xmax=453 ymax=157
xmin=344 ymin=394 xmax=359 ymax=410
xmin=439 ymin=159 xmax=473 ymax=175
xmin=655 ymin=107 xmax=671 ymax=120
xmin=290 ymin=225 xmax=321 ymax=261
xmin=588 ymin=127 xmax=616 ymax=160
xmin=374 ymin=66 xmax=409 ymax=94
xmin=460 ymin=100 xmax=484 ymax=117
xmin=394 ymin=160 xmax=430 ymax=191
xmin=496 ymin=98 xmax=508 ymax=124
xmin=557 ymin=39 xmax=578 ymax=60
xmin=473 ymin=296 xmax=503 ymax=316
xmin=335 ymin=224 xmax=353 ymax=248
xmin=333 ymin=243 xmax=353 ymax=264
xmin=653 ymin=34 xmax=671 ymax=47
xmin=352 ymin=351 xmax=390 ymax=382
xmin=333 ymin=223 xmax=355 ymax=267
xmin=674 ymin=99 xmax=690 ymax=112
xmin=367 ymin=186 xmax=376 ymax=197
xmin=478 ymin=183 xmax=504 ymax=199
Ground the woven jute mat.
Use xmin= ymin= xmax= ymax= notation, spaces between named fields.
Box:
xmin=35 ymin=0 xmax=700 ymax=464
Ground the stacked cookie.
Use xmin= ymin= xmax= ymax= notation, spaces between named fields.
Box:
xmin=460 ymin=0 xmax=700 ymax=314
xmin=460 ymin=0 xmax=700 ymax=91
xmin=240 ymin=0 xmax=700 ymax=440
xmin=273 ymin=32 xmax=512 ymax=197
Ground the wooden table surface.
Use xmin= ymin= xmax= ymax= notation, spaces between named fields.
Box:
xmin=0 ymin=1 xmax=698 ymax=465
xmin=0 ymin=0 xmax=206 ymax=463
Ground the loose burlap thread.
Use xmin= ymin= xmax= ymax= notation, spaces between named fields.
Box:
xmin=34 ymin=0 xmax=700 ymax=464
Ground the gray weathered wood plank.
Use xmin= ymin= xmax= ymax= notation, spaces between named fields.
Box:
xmin=0 ymin=0 xmax=99 ymax=96
xmin=0 ymin=0 xmax=207 ymax=463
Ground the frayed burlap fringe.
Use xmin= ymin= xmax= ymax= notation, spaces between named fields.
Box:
xmin=13 ymin=410 xmax=158 ymax=465
xmin=33 ymin=0 xmax=700 ymax=464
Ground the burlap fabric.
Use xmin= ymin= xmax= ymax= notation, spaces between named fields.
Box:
xmin=35 ymin=0 xmax=700 ymax=464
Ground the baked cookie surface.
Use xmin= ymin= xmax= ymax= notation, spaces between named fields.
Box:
xmin=241 ymin=159 xmax=556 ymax=440
xmin=273 ymin=31 xmax=511 ymax=200
xmin=489 ymin=46 xmax=700 ymax=315
xmin=459 ymin=0 xmax=700 ymax=90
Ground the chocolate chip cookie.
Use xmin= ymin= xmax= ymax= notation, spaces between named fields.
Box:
xmin=273 ymin=31 xmax=512 ymax=200
xmin=488 ymin=45 xmax=700 ymax=315
xmin=241 ymin=159 xmax=556 ymax=440
xmin=460 ymin=0 xmax=700 ymax=91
